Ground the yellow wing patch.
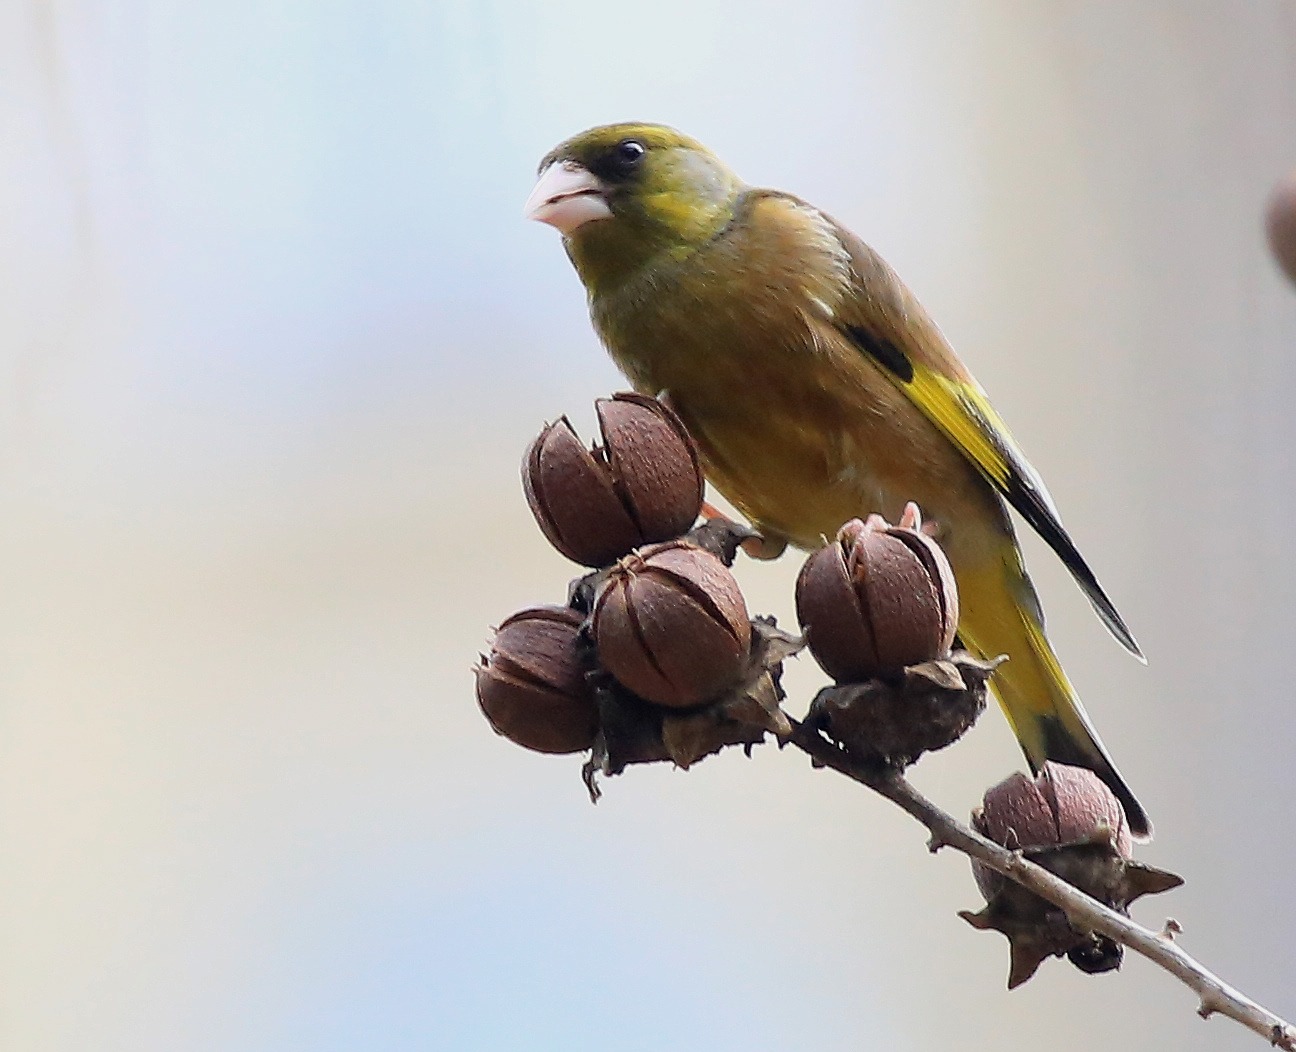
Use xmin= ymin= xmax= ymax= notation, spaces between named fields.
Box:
xmin=905 ymin=365 xmax=1016 ymax=492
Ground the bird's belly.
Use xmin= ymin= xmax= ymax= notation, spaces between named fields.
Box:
xmin=692 ymin=398 xmax=962 ymax=547
xmin=646 ymin=347 xmax=999 ymax=560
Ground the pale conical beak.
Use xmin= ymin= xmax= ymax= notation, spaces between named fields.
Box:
xmin=524 ymin=162 xmax=612 ymax=234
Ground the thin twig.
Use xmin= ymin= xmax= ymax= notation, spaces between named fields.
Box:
xmin=785 ymin=718 xmax=1296 ymax=1051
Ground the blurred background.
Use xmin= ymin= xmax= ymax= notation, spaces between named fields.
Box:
xmin=2 ymin=2 xmax=1295 ymax=1049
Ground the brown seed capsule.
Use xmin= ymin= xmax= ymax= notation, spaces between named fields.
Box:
xmin=795 ymin=514 xmax=959 ymax=682
xmin=963 ymin=762 xmax=1182 ymax=988
xmin=522 ymin=393 xmax=704 ymax=567
xmin=1266 ymin=169 xmax=1296 ymax=288
xmin=591 ymin=540 xmax=752 ymax=707
xmin=971 ymin=762 xmax=1132 ymax=901
xmin=476 ymin=606 xmax=598 ymax=754
xmin=976 ymin=762 xmax=1132 ymax=856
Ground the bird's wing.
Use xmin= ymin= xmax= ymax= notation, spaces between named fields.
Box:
xmin=813 ymin=206 xmax=1143 ymax=660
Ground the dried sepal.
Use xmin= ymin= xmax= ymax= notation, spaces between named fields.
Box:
xmin=806 ymin=652 xmax=1000 ymax=769
xmin=959 ymin=899 xmax=1083 ymax=990
xmin=592 ymin=540 xmax=752 ymax=707
xmin=476 ymin=606 xmax=598 ymax=754
xmin=796 ymin=511 xmax=959 ymax=682
xmin=660 ymin=619 xmax=798 ymax=767
xmin=523 ymin=393 xmax=704 ymax=567
xmin=682 ymin=515 xmax=761 ymax=568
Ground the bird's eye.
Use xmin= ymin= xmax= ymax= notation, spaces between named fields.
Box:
xmin=616 ymin=139 xmax=646 ymax=164
xmin=588 ymin=138 xmax=648 ymax=183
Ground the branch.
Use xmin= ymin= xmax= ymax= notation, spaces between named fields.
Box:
xmin=785 ymin=717 xmax=1296 ymax=1051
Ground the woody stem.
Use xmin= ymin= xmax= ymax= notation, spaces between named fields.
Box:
xmin=784 ymin=717 xmax=1296 ymax=1051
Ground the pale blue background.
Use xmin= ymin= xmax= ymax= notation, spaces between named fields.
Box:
xmin=2 ymin=3 xmax=1295 ymax=1050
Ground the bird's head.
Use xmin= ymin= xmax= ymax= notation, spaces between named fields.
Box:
xmin=525 ymin=123 xmax=743 ymax=294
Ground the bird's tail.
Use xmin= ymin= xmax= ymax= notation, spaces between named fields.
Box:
xmin=956 ymin=553 xmax=1152 ymax=840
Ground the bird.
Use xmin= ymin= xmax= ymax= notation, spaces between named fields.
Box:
xmin=524 ymin=122 xmax=1151 ymax=838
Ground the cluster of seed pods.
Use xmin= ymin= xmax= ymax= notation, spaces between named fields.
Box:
xmin=474 ymin=389 xmax=1176 ymax=989
xmin=477 ymin=388 xmax=976 ymax=760
xmin=477 ymin=393 xmax=756 ymax=752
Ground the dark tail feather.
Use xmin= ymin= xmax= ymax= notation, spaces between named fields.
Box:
xmin=1077 ymin=572 xmax=1145 ymax=663
xmin=1001 ymin=465 xmax=1145 ymax=662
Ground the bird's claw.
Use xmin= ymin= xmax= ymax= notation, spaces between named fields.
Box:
xmin=740 ymin=532 xmax=788 ymax=560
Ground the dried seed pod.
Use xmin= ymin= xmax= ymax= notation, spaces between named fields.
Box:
xmin=476 ymin=606 xmax=598 ymax=754
xmin=591 ymin=540 xmax=752 ymax=707
xmin=795 ymin=513 xmax=959 ymax=682
xmin=976 ymin=762 xmax=1132 ymax=859
xmin=1043 ymin=762 xmax=1134 ymax=853
xmin=522 ymin=393 xmax=704 ymax=567
xmin=962 ymin=762 xmax=1182 ymax=988
xmin=595 ymin=394 xmax=704 ymax=541
xmin=523 ymin=417 xmax=641 ymax=567
xmin=1266 ymin=169 xmax=1296 ymax=288
xmin=971 ymin=762 xmax=1132 ymax=903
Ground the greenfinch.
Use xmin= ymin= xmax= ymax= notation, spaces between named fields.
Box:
xmin=525 ymin=123 xmax=1151 ymax=837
